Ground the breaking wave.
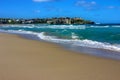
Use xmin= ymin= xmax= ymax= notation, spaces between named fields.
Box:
xmin=1 ymin=24 xmax=120 ymax=30
xmin=38 ymin=32 xmax=120 ymax=52
xmin=0 ymin=28 xmax=120 ymax=52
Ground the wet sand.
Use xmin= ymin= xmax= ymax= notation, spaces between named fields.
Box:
xmin=0 ymin=33 xmax=120 ymax=80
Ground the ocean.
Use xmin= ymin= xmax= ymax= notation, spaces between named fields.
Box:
xmin=0 ymin=24 xmax=120 ymax=60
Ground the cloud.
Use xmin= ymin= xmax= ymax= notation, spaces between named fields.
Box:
xmin=34 ymin=10 xmax=41 ymax=13
xmin=106 ymin=6 xmax=120 ymax=10
xmin=33 ymin=0 xmax=61 ymax=2
xmin=75 ymin=0 xmax=97 ymax=10
xmin=75 ymin=0 xmax=120 ymax=11
xmin=33 ymin=0 xmax=51 ymax=2
xmin=107 ymin=6 xmax=116 ymax=9
xmin=43 ymin=5 xmax=62 ymax=12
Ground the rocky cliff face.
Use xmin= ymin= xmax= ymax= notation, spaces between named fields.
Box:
xmin=0 ymin=17 xmax=95 ymax=24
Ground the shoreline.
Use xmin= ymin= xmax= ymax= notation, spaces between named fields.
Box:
xmin=9 ymin=32 xmax=120 ymax=60
xmin=0 ymin=24 xmax=120 ymax=60
xmin=0 ymin=33 xmax=120 ymax=80
xmin=2 ymin=31 xmax=120 ymax=60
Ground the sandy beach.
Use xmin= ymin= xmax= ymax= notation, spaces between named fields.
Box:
xmin=0 ymin=33 xmax=120 ymax=80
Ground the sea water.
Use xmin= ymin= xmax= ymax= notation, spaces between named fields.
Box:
xmin=0 ymin=24 xmax=120 ymax=60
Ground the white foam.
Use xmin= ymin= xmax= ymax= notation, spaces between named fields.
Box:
xmin=112 ymin=25 xmax=120 ymax=27
xmin=90 ymin=25 xmax=109 ymax=28
xmin=0 ymin=29 xmax=37 ymax=35
xmin=0 ymin=26 xmax=120 ymax=52
xmin=0 ymin=24 xmax=37 ymax=29
xmin=0 ymin=24 xmax=86 ymax=29
xmin=36 ymin=25 xmax=86 ymax=29
xmin=1 ymin=24 xmax=120 ymax=30
xmin=71 ymin=32 xmax=79 ymax=39
xmin=37 ymin=32 xmax=120 ymax=52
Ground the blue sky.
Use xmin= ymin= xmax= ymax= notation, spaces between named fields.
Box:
xmin=0 ymin=0 xmax=120 ymax=23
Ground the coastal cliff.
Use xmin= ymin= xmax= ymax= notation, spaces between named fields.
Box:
xmin=0 ymin=17 xmax=94 ymax=25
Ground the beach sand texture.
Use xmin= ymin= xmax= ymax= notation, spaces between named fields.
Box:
xmin=0 ymin=33 xmax=120 ymax=80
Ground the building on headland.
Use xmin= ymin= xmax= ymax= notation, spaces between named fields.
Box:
xmin=7 ymin=19 xmax=11 ymax=23
xmin=0 ymin=17 xmax=95 ymax=24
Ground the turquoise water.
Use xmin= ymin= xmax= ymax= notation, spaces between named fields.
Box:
xmin=0 ymin=24 xmax=120 ymax=59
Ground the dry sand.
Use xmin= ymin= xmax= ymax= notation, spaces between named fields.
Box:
xmin=0 ymin=33 xmax=120 ymax=80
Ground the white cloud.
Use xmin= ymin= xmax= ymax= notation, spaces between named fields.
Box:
xmin=108 ymin=6 xmax=115 ymax=9
xmin=76 ymin=0 xmax=96 ymax=7
xmin=33 ymin=0 xmax=60 ymax=2
xmin=76 ymin=0 xmax=97 ymax=10
xmin=76 ymin=0 xmax=120 ymax=11
xmin=107 ymin=6 xmax=116 ymax=9
xmin=34 ymin=10 xmax=41 ymax=13
xmin=91 ymin=1 xmax=96 ymax=5
xmin=33 ymin=0 xmax=51 ymax=2
xmin=107 ymin=6 xmax=120 ymax=10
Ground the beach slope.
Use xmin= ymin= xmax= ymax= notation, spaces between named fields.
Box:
xmin=0 ymin=33 xmax=120 ymax=80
